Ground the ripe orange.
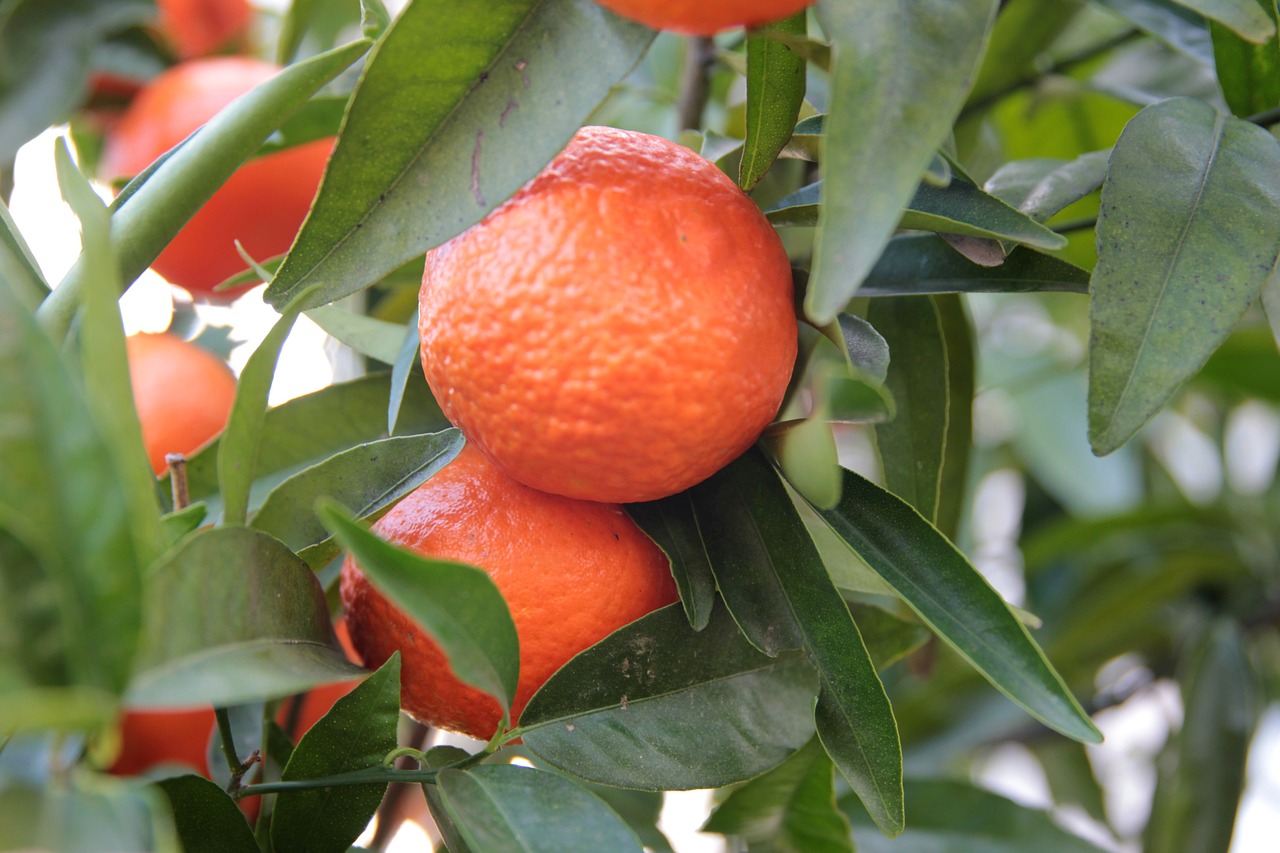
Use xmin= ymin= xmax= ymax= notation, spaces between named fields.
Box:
xmin=592 ymin=0 xmax=814 ymax=34
xmin=157 ymin=0 xmax=252 ymax=59
xmin=126 ymin=333 xmax=237 ymax=476
xmin=101 ymin=56 xmax=331 ymax=298
xmin=418 ymin=126 xmax=797 ymax=504
xmin=339 ymin=445 xmax=678 ymax=741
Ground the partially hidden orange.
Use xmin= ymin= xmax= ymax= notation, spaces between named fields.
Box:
xmin=339 ymin=444 xmax=679 ymax=742
xmin=101 ymin=56 xmax=331 ymax=298
xmin=157 ymin=0 xmax=252 ymax=59
xmin=126 ymin=333 xmax=237 ymax=476
xmin=593 ymin=0 xmax=814 ymax=34
xmin=418 ymin=126 xmax=797 ymax=504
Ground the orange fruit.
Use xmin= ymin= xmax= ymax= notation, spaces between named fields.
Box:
xmin=101 ymin=57 xmax=331 ymax=298
xmin=339 ymin=445 xmax=678 ymax=741
xmin=157 ymin=0 xmax=252 ymax=59
xmin=418 ymin=125 xmax=797 ymax=504
xmin=127 ymin=333 xmax=237 ymax=476
xmin=592 ymin=0 xmax=814 ymax=34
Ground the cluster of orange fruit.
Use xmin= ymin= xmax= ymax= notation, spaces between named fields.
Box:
xmin=110 ymin=0 xmax=808 ymax=768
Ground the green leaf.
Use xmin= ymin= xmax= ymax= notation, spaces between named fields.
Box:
xmin=703 ymin=739 xmax=854 ymax=853
xmin=625 ymin=494 xmax=716 ymax=631
xmin=0 ymin=277 xmax=140 ymax=696
xmin=388 ymin=321 xmax=424 ymax=433
xmin=219 ymin=286 xmax=320 ymax=526
xmin=965 ymin=0 xmax=1085 ymax=109
xmin=901 ymin=178 xmax=1069 ymax=251
xmin=842 ymin=778 xmax=1108 ymax=852
xmin=55 ymin=141 xmax=165 ymax=569
xmin=816 ymin=468 xmax=1102 ymax=744
xmin=768 ymin=416 xmax=843 ymax=510
xmin=250 ymin=430 xmax=464 ymax=568
xmin=38 ymin=39 xmax=371 ymax=341
xmin=0 ymin=686 xmax=118 ymax=734
xmin=846 ymin=603 xmax=931 ymax=672
xmin=422 ymin=748 xmax=480 ymax=853
xmin=1094 ymin=0 xmax=1214 ymax=65
xmin=182 ymin=371 xmax=448 ymax=513
xmin=807 ymin=0 xmax=1000 ymax=323
xmin=157 ymin=775 xmax=258 ymax=853
xmin=1088 ymin=97 xmax=1280 ymax=454
xmin=318 ymin=500 xmax=519 ymax=714
xmin=1171 ymin=0 xmax=1276 ymax=42
xmin=0 ymin=198 xmax=48 ymax=313
xmin=520 ymin=604 xmax=818 ymax=791
xmin=0 ymin=776 xmax=179 ymax=853
xmin=741 ymin=12 xmax=807 ymax=191
xmin=272 ymin=656 xmax=401 ymax=853
xmin=257 ymin=96 xmax=351 ymax=157
xmin=1145 ymin=620 xmax=1258 ymax=853
xmin=0 ymin=0 xmax=152 ymax=163
xmin=305 ymin=306 xmax=406 ymax=365
xmin=437 ymin=764 xmax=644 ymax=853
xmin=1211 ymin=0 xmax=1280 ymax=116
xmin=983 ymin=150 xmax=1110 ymax=223
xmin=128 ymin=526 xmax=363 ymax=707
xmin=691 ymin=451 xmax=903 ymax=836
xmin=862 ymin=236 xmax=1091 ymax=296
xmin=265 ymin=0 xmax=654 ymax=311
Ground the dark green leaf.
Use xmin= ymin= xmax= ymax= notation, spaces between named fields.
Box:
xmin=158 ymin=775 xmax=258 ymax=853
xmin=983 ymin=150 xmax=1110 ymax=223
xmin=1211 ymin=0 xmax=1280 ymax=116
xmin=838 ymin=314 xmax=891 ymax=383
xmin=128 ymin=526 xmax=363 ymax=707
xmin=625 ymin=494 xmax=715 ymax=631
xmin=319 ymin=500 xmax=519 ymax=714
xmin=842 ymin=778 xmax=1107 ymax=852
xmin=0 ymin=199 xmax=48 ymax=312
xmin=901 ymin=179 xmax=1068 ymax=250
xmin=703 ymin=739 xmax=853 ymax=853
xmin=847 ymin=603 xmax=931 ymax=671
xmin=272 ymin=656 xmax=401 ymax=853
xmin=266 ymin=0 xmax=654 ymax=311
xmin=807 ymin=0 xmax=1000 ymax=323
xmin=0 ymin=275 xmax=140 ymax=696
xmin=423 ymin=748 xmax=480 ymax=853
xmin=251 ymin=430 xmax=464 ymax=567
xmin=1088 ymin=97 xmax=1280 ymax=454
xmin=862 ymin=235 xmax=1090 ymax=296
xmin=692 ymin=451 xmax=903 ymax=835
xmin=0 ymin=777 xmax=179 ymax=853
xmin=1171 ymin=0 xmax=1276 ymax=41
xmin=741 ymin=12 xmax=807 ymax=191
xmin=816 ymin=468 xmax=1101 ymax=743
xmin=520 ymin=604 xmax=818 ymax=791
xmin=1145 ymin=620 xmax=1257 ymax=853
xmin=437 ymin=764 xmax=644 ymax=853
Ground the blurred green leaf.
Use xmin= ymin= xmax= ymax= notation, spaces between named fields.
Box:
xmin=768 ymin=416 xmax=843 ymax=510
xmin=250 ymin=430 xmax=464 ymax=568
xmin=625 ymin=494 xmax=716 ymax=631
xmin=305 ymin=305 xmax=406 ymax=364
xmin=128 ymin=526 xmax=362 ymax=707
xmin=861 ymin=235 xmax=1090 ymax=296
xmin=807 ymin=0 xmax=999 ymax=323
xmin=266 ymin=0 xmax=654 ymax=311
xmin=692 ymin=451 xmax=903 ymax=836
xmin=1095 ymin=0 xmax=1214 ymax=64
xmin=1172 ymin=0 xmax=1276 ymax=41
xmin=157 ymin=775 xmax=258 ymax=853
xmin=741 ymin=12 xmax=807 ymax=191
xmin=0 ymin=776 xmax=179 ymax=853
xmin=437 ymin=764 xmax=644 ymax=852
xmin=1146 ymin=620 xmax=1258 ymax=853
xmin=1088 ymin=97 xmax=1280 ymax=455
xmin=703 ymin=739 xmax=853 ymax=853
xmin=817 ymin=468 xmax=1101 ymax=743
xmin=272 ymin=656 xmax=400 ymax=853
xmin=319 ymin=500 xmax=519 ymax=715
xmin=1030 ymin=740 xmax=1109 ymax=826
xmin=965 ymin=0 xmax=1085 ymax=108
xmin=278 ymin=0 xmax=364 ymax=64
xmin=0 ymin=198 xmax=48 ymax=312
xmin=1211 ymin=0 xmax=1280 ymax=116
xmin=520 ymin=604 xmax=818 ymax=791
xmin=848 ymin=603 xmax=931 ymax=672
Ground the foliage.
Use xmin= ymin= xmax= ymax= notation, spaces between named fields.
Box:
xmin=3 ymin=0 xmax=1280 ymax=850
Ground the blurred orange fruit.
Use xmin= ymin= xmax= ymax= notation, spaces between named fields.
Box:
xmin=593 ymin=0 xmax=813 ymax=34
xmin=418 ymin=125 xmax=797 ymax=503
xmin=157 ymin=0 xmax=252 ymax=59
xmin=339 ymin=445 xmax=678 ymax=741
xmin=126 ymin=333 xmax=237 ymax=476
xmin=101 ymin=56 xmax=331 ymax=298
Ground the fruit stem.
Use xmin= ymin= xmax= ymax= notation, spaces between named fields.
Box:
xmin=235 ymin=745 xmax=489 ymax=798
xmin=166 ymin=453 xmax=190 ymax=510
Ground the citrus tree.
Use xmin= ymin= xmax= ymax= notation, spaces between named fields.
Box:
xmin=3 ymin=0 xmax=1280 ymax=851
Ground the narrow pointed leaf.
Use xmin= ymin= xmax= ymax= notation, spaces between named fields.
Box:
xmin=816 ymin=468 xmax=1101 ymax=744
xmin=157 ymin=775 xmax=258 ymax=853
xmin=272 ymin=656 xmax=401 ymax=853
xmin=0 ymin=199 xmax=48 ymax=313
xmin=520 ymin=604 xmax=818 ymax=791
xmin=128 ymin=527 xmax=362 ymax=707
xmin=1171 ymin=0 xmax=1276 ymax=41
xmin=305 ymin=306 xmax=406 ymax=364
xmin=862 ymin=235 xmax=1090 ymax=296
xmin=1211 ymin=0 xmax=1280 ymax=117
xmin=388 ymin=322 xmax=422 ymax=434
xmin=983 ymin=150 xmax=1110 ymax=223
xmin=900 ymin=178 xmax=1068 ymax=250
xmin=319 ymin=500 xmax=519 ymax=712
xmin=625 ymin=494 xmax=716 ymax=631
xmin=250 ymin=430 xmax=464 ymax=567
xmin=692 ymin=451 xmax=903 ymax=835
xmin=266 ymin=0 xmax=653 ymax=311
xmin=807 ymin=0 xmax=999 ymax=323
xmin=437 ymin=764 xmax=644 ymax=853
xmin=1088 ymin=97 xmax=1280 ymax=454
xmin=741 ymin=12 xmax=807 ymax=190
xmin=768 ymin=416 xmax=843 ymax=510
